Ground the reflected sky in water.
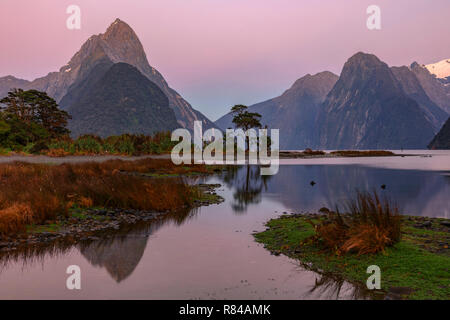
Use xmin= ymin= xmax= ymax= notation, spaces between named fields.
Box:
xmin=221 ymin=164 xmax=449 ymax=218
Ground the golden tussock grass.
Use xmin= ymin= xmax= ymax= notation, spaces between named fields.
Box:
xmin=0 ymin=159 xmax=202 ymax=235
xmin=307 ymin=191 xmax=401 ymax=255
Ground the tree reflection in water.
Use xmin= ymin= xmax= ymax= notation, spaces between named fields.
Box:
xmin=219 ymin=166 xmax=271 ymax=214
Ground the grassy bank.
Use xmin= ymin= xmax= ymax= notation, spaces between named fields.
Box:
xmin=254 ymin=214 xmax=450 ymax=300
xmin=0 ymin=158 xmax=219 ymax=236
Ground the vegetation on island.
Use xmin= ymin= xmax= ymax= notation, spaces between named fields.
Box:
xmin=254 ymin=192 xmax=450 ymax=300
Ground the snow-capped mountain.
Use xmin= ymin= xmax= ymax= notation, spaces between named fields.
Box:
xmin=425 ymin=59 xmax=450 ymax=79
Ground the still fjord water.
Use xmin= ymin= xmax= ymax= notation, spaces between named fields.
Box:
xmin=0 ymin=151 xmax=448 ymax=299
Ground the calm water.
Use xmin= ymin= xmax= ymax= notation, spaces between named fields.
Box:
xmin=0 ymin=151 xmax=449 ymax=299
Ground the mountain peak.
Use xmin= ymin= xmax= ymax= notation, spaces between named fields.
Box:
xmin=101 ymin=18 xmax=139 ymax=45
xmin=346 ymin=52 xmax=384 ymax=69
xmin=66 ymin=18 xmax=214 ymax=129
xmin=105 ymin=18 xmax=133 ymax=33
xmin=337 ymin=52 xmax=395 ymax=93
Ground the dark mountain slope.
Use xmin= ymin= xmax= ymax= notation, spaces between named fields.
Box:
xmin=391 ymin=66 xmax=448 ymax=132
xmin=316 ymin=52 xmax=436 ymax=149
xmin=67 ymin=63 xmax=179 ymax=137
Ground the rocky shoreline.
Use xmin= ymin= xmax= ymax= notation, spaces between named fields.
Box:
xmin=0 ymin=183 xmax=224 ymax=254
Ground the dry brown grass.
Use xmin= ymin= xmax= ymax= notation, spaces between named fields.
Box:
xmin=0 ymin=159 xmax=204 ymax=235
xmin=0 ymin=203 xmax=34 ymax=234
xmin=307 ymin=191 xmax=402 ymax=255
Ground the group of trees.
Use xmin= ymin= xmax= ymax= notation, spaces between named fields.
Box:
xmin=0 ymin=89 xmax=70 ymax=150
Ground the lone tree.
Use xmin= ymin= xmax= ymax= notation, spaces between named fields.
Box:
xmin=0 ymin=89 xmax=71 ymax=138
xmin=230 ymin=104 xmax=263 ymax=154
xmin=231 ymin=104 xmax=262 ymax=132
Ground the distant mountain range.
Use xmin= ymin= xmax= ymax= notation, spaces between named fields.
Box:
xmin=0 ymin=19 xmax=213 ymax=136
xmin=216 ymin=52 xmax=450 ymax=150
xmin=0 ymin=20 xmax=449 ymax=149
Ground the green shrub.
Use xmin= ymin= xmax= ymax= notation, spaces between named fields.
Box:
xmin=74 ymin=135 xmax=103 ymax=153
xmin=142 ymin=141 xmax=161 ymax=154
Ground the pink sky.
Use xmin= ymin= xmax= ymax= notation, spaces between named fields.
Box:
xmin=1 ymin=0 xmax=449 ymax=120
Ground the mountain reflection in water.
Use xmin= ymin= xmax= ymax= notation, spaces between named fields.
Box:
xmin=0 ymin=208 xmax=197 ymax=283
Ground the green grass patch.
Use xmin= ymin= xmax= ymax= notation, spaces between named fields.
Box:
xmin=254 ymin=215 xmax=450 ymax=300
